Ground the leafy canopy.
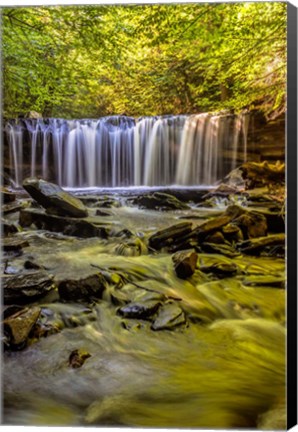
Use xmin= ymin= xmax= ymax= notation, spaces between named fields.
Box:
xmin=2 ymin=2 xmax=286 ymax=119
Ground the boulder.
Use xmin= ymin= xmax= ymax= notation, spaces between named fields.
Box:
xmin=222 ymin=224 xmax=244 ymax=242
xmin=3 ymin=306 xmax=41 ymax=350
xmin=68 ymin=349 xmax=91 ymax=368
xmin=19 ymin=208 xmax=110 ymax=239
xmin=114 ymin=238 xmax=147 ymax=256
xmin=237 ymin=233 xmax=285 ymax=256
xmin=234 ymin=212 xmax=267 ymax=239
xmin=201 ymin=242 xmax=241 ymax=258
xmin=205 ymin=231 xmax=226 ymax=244
xmin=58 ymin=273 xmax=108 ymax=302
xmin=22 ymin=178 xmax=88 ymax=218
xmin=2 ymin=271 xmax=55 ymax=304
xmin=239 ymin=161 xmax=285 ymax=189
xmin=117 ymin=300 xmax=161 ymax=319
xmin=130 ymin=192 xmax=190 ymax=211
xmin=1 ymin=219 xmax=19 ymax=236
xmin=2 ymin=201 xmax=24 ymax=215
xmin=151 ymin=302 xmax=186 ymax=331
xmin=172 ymin=250 xmax=198 ymax=279
xmin=2 ymin=237 xmax=29 ymax=252
xmin=148 ymin=222 xmax=192 ymax=250
xmin=2 ymin=187 xmax=16 ymax=203
xmin=200 ymin=262 xmax=238 ymax=278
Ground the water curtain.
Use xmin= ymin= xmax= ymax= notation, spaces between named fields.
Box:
xmin=5 ymin=113 xmax=249 ymax=188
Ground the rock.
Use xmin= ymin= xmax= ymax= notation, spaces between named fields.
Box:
xmin=24 ymin=260 xmax=44 ymax=270
xmin=237 ymin=234 xmax=285 ymax=256
xmin=58 ymin=273 xmax=108 ymax=302
xmin=114 ymin=238 xmax=147 ymax=256
xmin=117 ymin=300 xmax=161 ymax=319
xmin=68 ymin=349 xmax=91 ymax=368
xmin=203 ymin=184 xmax=242 ymax=199
xmin=201 ymin=242 xmax=241 ymax=258
xmin=3 ymin=306 xmax=41 ymax=349
xmin=2 ymin=201 xmax=24 ymax=214
xmin=1 ymin=219 xmax=19 ymax=235
xmin=95 ymin=209 xmax=112 ymax=216
xmin=250 ymin=209 xmax=285 ymax=233
xmin=194 ymin=215 xmax=232 ymax=237
xmin=222 ymin=224 xmax=244 ymax=242
xmin=22 ymin=178 xmax=88 ymax=218
xmin=205 ymin=231 xmax=226 ymax=244
xmin=151 ymin=302 xmax=186 ymax=330
xmin=130 ymin=192 xmax=190 ymax=211
xmin=19 ymin=208 xmax=110 ymax=239
xmin=224 ymin=204 xmax=246 ymax=220
xmin=200 ymin=262 xmax=238 ymax=278
xmin=148 ymin=222 xmax=192 ymax=250
xmin=2 ymin=188 xmax=16 ymax=203
xmin=172 ymin=250 xmax=198 ymax=279
xmin=239 ymin=161 xmax=285 ymax=189
xmin=234 ymin=212 xmax=267 ymax=239
xmin=2 ymin=237 xmax=29 ymax=252
xmin=2 ymin=271 xmax=55 ymax=304
xmin=242 ymin=275 xmax=285 ymax=288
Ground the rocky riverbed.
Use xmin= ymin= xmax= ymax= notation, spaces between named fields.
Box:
xmin=1 ymin=162 xmax=286 ymax=428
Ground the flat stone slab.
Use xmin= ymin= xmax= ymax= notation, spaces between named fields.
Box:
xmin=19 ymin=208 xmax=111 ymax=238
xmin=57 ymin=273 xmax=108 ymax=302
xmin=2 ymin=271 xmax=55 ymax=304
xmin=23 ymin=177 xmax=88 ymax=218
xmin=151 ymin=302 xmax=186 ymax=330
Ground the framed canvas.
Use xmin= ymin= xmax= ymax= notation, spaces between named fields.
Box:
xmin=0 ymin=0 xmax=297 ymax=430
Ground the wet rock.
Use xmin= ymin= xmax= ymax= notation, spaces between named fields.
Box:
xmin=148 ymin=222 xmax=192 ymax=250
xmin=200 ymin=262 xmax=238 ymax=278
xmin=2 ymin=201 xmax=24 ymax=215
xmin=242 ymin=275 xmax=285 ymax=288
xmin=203 ymin=184 xmax=242 ymax=199
xmin=2 ymin=237 xmax=29 ymax=252
xmin=1 ymin=219 xmax=19 ymax=235
xmin=118 ymin=300 xmax=161 ymax=319
xmin=113 ymin=228 xmax=134 ymax=239
xmin=19 ymin=208 xmax=110 ymax=239
xmin=68 ymin=349 xmax=91 ymax=368
xmin=224 ymin=204 xmax=246 ymax=220
xmin=23 ymin=177 xmax=88 ymax=218
xmin=2 ymin=188 xmax=16 ymax=203
xmin=234 ymin=212 xmax=267 ymax=239
xmin=252 ymin=209 xmax=285 ymax=233
xmin=239 ymin=161 xmax=285 ymax=189
xmin=151 ymin=302 xmax=186 ymax=331
xmin=114 ymin=238 xmax=147 ymax=256
xmin=172 ymin=250 xmax=198 ymax=279
xmin=205 ymin=231 xmax=226 ymax=244
xmin=201 ymin=242 xmax=241 ymax=258
xmin=58 ymin=273 xmax=108 ymax=302
xmin=3 ymin=306 xmax=41 ymax=349
xmin=222 ymin=224 xmax=244 ymax=242
xmin=95 ymin=209 xmax=112 ymax=216
xmin=130 ymin=192 xmax=190 ymax=211
xmin=2 ymin=271 xmax=55 ymax=304
xmin=194 ymin=215 xmax=232 ymax=237
xmin=237 ymin=234 xmax=285 ymax=256
xmin=24 ymin=260 xmax=44 ymax=270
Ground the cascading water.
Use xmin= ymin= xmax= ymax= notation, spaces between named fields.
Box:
xmin=4 ymin=113 xmax=249 ymax=188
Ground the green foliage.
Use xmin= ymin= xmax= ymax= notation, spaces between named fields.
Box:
xmin=1 ymin=3 xmax=286 ymax=118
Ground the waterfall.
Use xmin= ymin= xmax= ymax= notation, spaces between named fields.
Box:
xmin=4 ymin=113 xmax=249 ymax=188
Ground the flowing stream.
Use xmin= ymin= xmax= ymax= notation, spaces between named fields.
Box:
xmin=4 ymin=113 xmax=250 ymax=188
xmin=2 ymin=197 xmax=285 ymax=429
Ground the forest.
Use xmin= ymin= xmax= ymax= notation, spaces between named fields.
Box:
xmin=2 ymin=2 xmax=286 ymax=119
